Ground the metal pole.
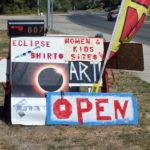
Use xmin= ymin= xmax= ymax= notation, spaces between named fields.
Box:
xmin=37 ymin=0 xmax=40 ymax=16
xmin=51 ymin=0 xmax=53 ymax=30
xmin=47 ymin=0 xmax=51 ymax=32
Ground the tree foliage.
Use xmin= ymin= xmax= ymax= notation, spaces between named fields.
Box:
xmin=0 ymin=0 xmax=37 ymax=14
xmin=0 ymin=0 xmax=122 ymax=14
xmin=53 ymin=0 xmax=71 ymax=12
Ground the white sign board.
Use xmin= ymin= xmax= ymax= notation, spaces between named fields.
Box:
xmin=11 ymin=97 xmax=46 ymax=125
xmin=64 ymin=37 xmax=104 ymax=62
xmin=11 ymin=37 xmax=65 ymax=63
xmin=46 ymin=92 xmax=138 ymax=126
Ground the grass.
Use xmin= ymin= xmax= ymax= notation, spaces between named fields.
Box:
xmin=0 ymin=84 xmax=4 ymax=97
xmin=0 ymin=30 xmax=9 ymax=57
xmin=0 ymin=29 xmax=150 ymax=149
xmin=0 ymin=28 xmax=7 ymax=96
xmin=108 ymin=70 xmax=150 ymax=150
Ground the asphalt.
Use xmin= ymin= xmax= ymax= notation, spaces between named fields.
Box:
xmin=147 ymin=15 xmax=150 ymax=21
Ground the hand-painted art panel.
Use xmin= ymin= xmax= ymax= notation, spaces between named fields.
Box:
xmin=46 ymin=92 xmax=138 ymax=126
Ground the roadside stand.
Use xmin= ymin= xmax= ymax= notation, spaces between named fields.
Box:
xmin=0 ymin=0 xmax=149 ymax=126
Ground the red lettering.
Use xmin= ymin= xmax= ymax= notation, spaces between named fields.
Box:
xmin=81 ymin=38 xmax=84 ymax=44
xmin=90 ymin=46 xmax=94 ymax=52
xmin=59 ymin=53 xmax=63 ymax=59
xmin=31 ymin=53 xmax=35 ymax=58
xmin=35 ymin=41 xmax=39 ymax=46
xmin=73 ymin=46 xmax=77 ymax=52
xmin=86 ymin=38 xmax=90 ymax=44
xmin=24 ymin=40 xmax=28 ymax=46
xmin=87 ymin=54 xmax=92 ymax=60
xmin=53 ymin=99 xmax=72 ymax=119
xmin=18 ymin=40 xmax=22 ymax=46
xmin=43 ymin=53 xmax=45 ymax=59
xmin=13 ymin=40 xmax=17 ymax=46
xmin=36 ymin=53 xmax=41 ymax=59
xmin=96 ymin=39 xmax=100 ymax=44
xmin=53 ymin=53 xmax=57 ymax=59
xmin=120 ymin=7 xmax=146 ymax=42
xmin=75 ymin=39 xmax=80 ymax=44
xmin=77 ymin=98 xmax=92 ymax=125
xmin=82 ymin=54 xmax=86 ymax=60
xmin=41 ymin=41 xmax=45 ymax=47
xmin=114 ymin=100 xmax=128 ymax=119
xmin=132 ymin=0 xmax=150 ymax=8
xmin=93 ymin=54 xmax=97 ymax=60
xmin=70 ymin=39 xmax=74 ymax=44
xmin=65 ymin=38 xmax=69 ymax=44
xmin=96 ymin=99 xmax=111 ymax=121
xmin=30 ymin=40 xmax=33 ymax=46
xmin=71 ymin=54 xmax=75 ymax=60
xmin=46 ymin=41 xmax=51 ymax=47
xmin=84 ymin=46 xmax=88 ymax=52
xmin=47 ymin=53 xmax=51 ymax=59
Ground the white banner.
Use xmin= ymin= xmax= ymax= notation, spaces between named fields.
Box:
xmin=11 ymin=36 xmax=104 ymax=63
xmin=46 ymin=92 xmax=138 ymax=126
xmin=11 ymin=97 xmax=46 ymax=125
xmin=11 ymin=37 xmax=65 ymax=63
xmin=64 ymin=37 xmax=104 ymax=62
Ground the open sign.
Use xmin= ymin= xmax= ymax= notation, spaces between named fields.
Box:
xmin=46 ymin=92 xmax=138 ymax=126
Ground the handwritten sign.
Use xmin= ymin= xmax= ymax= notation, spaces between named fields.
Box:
xmin=11 ymin=37 xmax=65 ymax=63
xmin=69 ymin=61 xmax=101 ymax=86
xmin=64 ymin=37 xmax=104 ymax=62
xmin=46 ymin=92 xmax=138 ymax=126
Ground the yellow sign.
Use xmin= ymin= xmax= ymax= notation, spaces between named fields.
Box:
xmin=94 ymin=0 xmax=150 ymax=92
xmin=111 ymin=0 xmax=150 ymax=55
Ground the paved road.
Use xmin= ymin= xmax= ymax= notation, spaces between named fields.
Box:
xmin=68 ymin=11 xmax=150 ymax=46
xmin=0 ymin=13 xmax=150 ymax=83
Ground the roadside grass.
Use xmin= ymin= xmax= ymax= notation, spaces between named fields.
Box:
xmin=108 ymin=70 xmax=150 ymax=150
xmin=0 ymin=30 xmax=9 ymax=57
xmin=0 ymin=30 xmax=150 ymax=149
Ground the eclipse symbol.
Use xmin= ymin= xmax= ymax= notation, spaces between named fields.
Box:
xmin=34 ymin=64 xmax=68 ymax=96
xmin=38 ymin=68 xmax=63 ymax=91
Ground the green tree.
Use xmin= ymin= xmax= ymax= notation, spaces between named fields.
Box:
xmin=0 ymin=0 xmax=37 ymax=14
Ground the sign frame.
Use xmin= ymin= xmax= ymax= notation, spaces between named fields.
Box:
xmin=46 ymin=92 xmax=138 ymax=126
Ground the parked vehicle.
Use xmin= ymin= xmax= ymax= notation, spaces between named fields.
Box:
xmin=107 ymin=6 xmax=120 ymax=21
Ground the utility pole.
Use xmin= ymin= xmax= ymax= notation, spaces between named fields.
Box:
xmin=51 ymin=0 xmax=53 ymax=30
xmin=47 ymin=0 xmax=52 ymax=32
xmin=37 ymin=0 xmax=40 ymax=16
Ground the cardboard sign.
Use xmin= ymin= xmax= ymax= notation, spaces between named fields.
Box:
xmin=10 ymin=36 xmax=70 ymax=125
xmin=64 ymin=37 xmax=104 ymax=62
xmin=11 ymin=37 xmax=65 ymax=63
xmin=11 ymin=97 xmax=46 ymax=125
xmin=46 ymin=92 xmax=138 ymax=126
xmin=69 ymin=61 xmax=101 ymax=86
